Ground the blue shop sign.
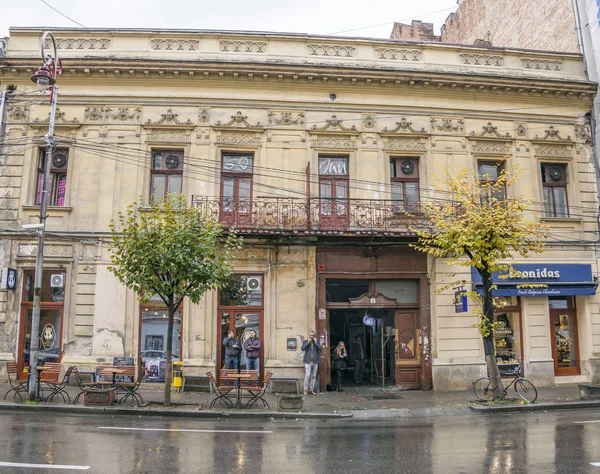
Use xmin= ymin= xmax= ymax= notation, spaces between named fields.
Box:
xmin=471 ymin=264 xmax=597 ymax=297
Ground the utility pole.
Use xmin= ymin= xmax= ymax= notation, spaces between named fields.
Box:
xmin=27 ymin=31 xmax=62 ymax=401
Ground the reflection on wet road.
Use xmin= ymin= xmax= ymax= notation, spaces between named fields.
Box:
xmin=0 ymin=409 xmax=599 ymax=473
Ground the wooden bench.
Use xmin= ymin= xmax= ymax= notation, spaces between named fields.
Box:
xmin=182 ymin=375 xmax=212 ymax=393
xmin=269 ymin=376 xmax=300 ymax=395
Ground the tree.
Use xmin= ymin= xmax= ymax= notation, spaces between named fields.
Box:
xmin=411 ymin=166 xmax=547 ymax=400
xmin=108 ymin=195 xmax=242 ymax=406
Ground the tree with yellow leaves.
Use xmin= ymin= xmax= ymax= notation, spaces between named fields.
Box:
xmin=412 ymin=165 xmax=547 ymax=400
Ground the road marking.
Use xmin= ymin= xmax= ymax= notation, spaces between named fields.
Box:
xmin=590 ymin=462 xmax=600 ymax=467
xmin=574 ymin=420 xmax=600 ymax=424
xmin=97 ymin=427 xmax=273 ymax=434
xmin=0 ymin=462 xmax=90 ymax=470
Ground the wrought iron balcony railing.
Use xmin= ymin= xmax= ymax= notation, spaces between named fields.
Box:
xmin=191 ymin=196 xmax=428 ymax=235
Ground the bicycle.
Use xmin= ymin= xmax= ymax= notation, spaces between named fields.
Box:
xmin=472 ymin=364 xmax=538 ymax=402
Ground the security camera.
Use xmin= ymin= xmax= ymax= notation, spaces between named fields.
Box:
xmin=22 ymin=223 xmax=44 ymax=231
xmin=329 ymin=93 xmax=337 ymax=101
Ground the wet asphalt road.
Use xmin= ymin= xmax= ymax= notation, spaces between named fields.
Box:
xmin=0 ymin=409 xmax=599 ymax=473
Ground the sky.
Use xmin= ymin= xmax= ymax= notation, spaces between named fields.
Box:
xmin=0 ymin=0 xmax=458 ymax=39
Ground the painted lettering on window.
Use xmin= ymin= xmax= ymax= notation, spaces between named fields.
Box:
xmin=318 ymin=157 xmax=348 ymax=176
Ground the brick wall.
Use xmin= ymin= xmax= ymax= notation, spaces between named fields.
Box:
xmin=441 ymin=0 xmax=579 ymax=52
xmin=389 ymin=20 xmax=440 ymax=42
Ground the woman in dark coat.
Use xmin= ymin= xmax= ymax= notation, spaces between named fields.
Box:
xmin=332 ymin=341 xmax=348 ymax=391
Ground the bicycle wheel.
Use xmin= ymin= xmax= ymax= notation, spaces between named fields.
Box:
xmin=473 ymin=377 xmax=493 ymax=400
xmin=515 ymin=378 xmax=538 ymax=402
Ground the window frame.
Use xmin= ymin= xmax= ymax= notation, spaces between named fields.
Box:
xmin=220 ymin=152 xmax=254 ymax=224
xmin=540 ymin=162 xmax=569 ymax=218
xmin=390 ymin=157 xmax=420 ymax=213
xmin=36 ymin=148 xmax=69 ymax=207
xmin=150 ymin=149 xmax=184 ymax=204
xmin=477 ymin=160 xmax=506 ymax=203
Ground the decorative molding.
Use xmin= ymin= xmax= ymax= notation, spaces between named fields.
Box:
xmin=84 ymin=107 xmax=111 ymax=121
xmin=30 ymin=109 xmax=80 ymax=128
xmin=198 ymin=108 xmax=210 ymax=123
xmin=312 ymin=134 xmax=356 ymax=149
xmin=469 ymin=122 xmax=512 ymax=138
xmin=146 ymin=131 xmax=191 ymax=143
xmin=534 ymin=144 xmax=573 ymax=157
xmin=110 ymin=107 xmax=141 ymax=121
xmin=215 ymin=111 xmax=262 ymax=128
xmin=574 ymin=123 xmax=591 ymax=144
xmin=374 ymin=47 xmax=421 ymax=61
xmin=516 ymin=124 xmax=527 ymax=137
xmin=236 ymin=248 xmax=269 ymax=260
xmin=18 ymin=243 xmax=72 ymax=258
xmin=144 ymin=109 xmax=193 ymax=127
xmin=307 ymin=44 xmax=355 ymax=58
xmin=348 ymin=292 xmax=399 ymax=307
xmin=521 ymin=58 xmax=562 ymax=71
xmin=311 ymin=115 xmax=357 ymax=132
xmin=430 ymin=118 xmax=464 ymax=134
xmin=382 ymin=118 xmax=427 ymax=134
xmin=533 ymin=125 xmax=572 ymax=142
xmin=268 ymin=111 xmax=305 ymax=126
xmin=459 ymin=53 xmax=504 ymax=66
xmin=151 ymin=38 xmax=200 ymax=51
xmin=46 ymin=37 xmax=110 ymax=50
xmin=216 ymin=130 xmax=262 ymax=145
xmin=362 ymin=115 xmax=376 ymax=129
xmin=219 ymin=40 xmax=267 ymax=53
xmin=472 ymin=140 xmax=510 ymax=155
xmin=7 ymin=105 xmax=28 ymax=121
xmin=383 ymin=137 xmax=425 ymax=151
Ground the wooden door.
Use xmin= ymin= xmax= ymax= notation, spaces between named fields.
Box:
xmin=394 ymin=310 xmax=421 ymax=389
xmin=319 ymin=177 xmax=349 ymax=231
xmin=550 ymin=309 xmax=580 ymax=376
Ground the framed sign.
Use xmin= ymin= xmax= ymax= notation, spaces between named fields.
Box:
xmin=1 ymin=268 xmax=16 ymax=291
xmin=287 ymin=338 xmax=297 ymax=351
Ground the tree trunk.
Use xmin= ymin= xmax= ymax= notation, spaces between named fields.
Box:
xmin=163 ymin=298 xmax=175 ymax=407
xmin=480 ymin=265 xmax=505 ymax=400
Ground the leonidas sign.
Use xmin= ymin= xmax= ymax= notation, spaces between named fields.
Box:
xmin=471 ymin=264 xmax=597 ymax=297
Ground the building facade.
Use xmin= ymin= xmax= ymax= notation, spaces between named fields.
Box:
xmin=0 ymin=28 xmax=598 ymax=391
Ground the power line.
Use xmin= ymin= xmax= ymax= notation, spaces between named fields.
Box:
xmin=39 ymin=0 xmax=86 ymax=28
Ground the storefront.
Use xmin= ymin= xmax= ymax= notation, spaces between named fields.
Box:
xmin=472 ymin=264 xmax=597 ymax=378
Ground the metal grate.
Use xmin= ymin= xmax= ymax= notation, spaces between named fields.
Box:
xmin=364 ymin=395 xmax=404 ymax=400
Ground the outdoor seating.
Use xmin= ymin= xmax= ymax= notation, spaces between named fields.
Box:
xmin=73 ymin=366 xmax=101 ymax=404
xmin=206 ymin=371 xmax=235 ymax=408
xmin=36 ymin=362 xmax=62 ymax=400
xmin=242 ymin=371 xmax=272 ymax=409
xmin=4 ymin=362 xmax=28 ymax=401
xmin=42 ymin=366 xmax=75 ymax=402
xmin=115 ymin=369 xmax=144 ymax=406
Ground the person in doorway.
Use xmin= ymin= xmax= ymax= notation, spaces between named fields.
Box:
xmin=332 ymin=341 xmax=348 ymax=391
xmin=223 ymin=330 xmax=241 ymax=386
xmin=353 ymin=335 xmax=366 ymax=384
xmin=243 ymin=329 xmax=261 ymax=386
xmin=301 ymin=330 xmax=322 ymax=395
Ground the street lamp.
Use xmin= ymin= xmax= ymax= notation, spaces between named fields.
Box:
xmin=27 ymin=31 xmax=62 ymax=401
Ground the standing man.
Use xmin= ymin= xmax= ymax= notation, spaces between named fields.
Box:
xmin=353 ymin=335 xmax=366 ymax=384
xmin=243 ymin=329 xmax=261 ymax=386
xmin=301 ymin=330 xmax=322 ymax=395
xmin=223 ymin=330 xmax=241 ymax=386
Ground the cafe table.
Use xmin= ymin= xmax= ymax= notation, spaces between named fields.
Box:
xmin=229 ymin=372 xmax=252 ymax=409
xmin=35 ymin=365 xmax=55 ymax=400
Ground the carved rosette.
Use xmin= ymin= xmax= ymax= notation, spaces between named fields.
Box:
xmin=199 ymin=109 xmax=210 ymax=123
xmin=362 ymin=115 xmax=376 ymax=129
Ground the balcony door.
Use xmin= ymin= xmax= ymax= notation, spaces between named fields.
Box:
xmin=318 ymin=156 xmax=349 ymax=230
xmin=221 ymin=154 xmax=253 ymax=227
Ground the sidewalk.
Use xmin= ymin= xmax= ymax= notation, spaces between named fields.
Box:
xmin=0 ymin=381 xmax=598 ymax=420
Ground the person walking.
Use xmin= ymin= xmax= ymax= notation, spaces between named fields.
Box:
xmin=353 ymin=335 xmax=366 ymax=384
xmin=223 ymin=330 xmax=241 ymax=386
xmin=301 ymin=330 xmax=322 ymax=395
xmin=332 ymin=341 xmax=348 ymax=392
xmin=243 ymin=329 xmax=261 ymax=386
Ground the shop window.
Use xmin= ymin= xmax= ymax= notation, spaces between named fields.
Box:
xmin=325 ymin=279 xmax=369 ymax=303
xmin=221 ymin=153 xmax=253 ymax=226
xmin=493 ymin=297 xmax=521 ymax=369
xmin=375 ymin=280 xmax=418 ymax=304
xmin=541 ymin=163 xmax=568 ymax=217
xmin=150 ymin=150 xmax=184 ymax=204
xmin=219 ymin=274 xmax=263 ymax=307
xmin=390 ymin=157 xmax=419 ymax=213
xmin=478 ymin=161 xmax=505 ymax=203
xmin=36 ymin=148 xmax=68 ymax=207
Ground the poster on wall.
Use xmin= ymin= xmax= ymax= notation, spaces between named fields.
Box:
xmin=143 ymin=359 xmax=167 ymax=382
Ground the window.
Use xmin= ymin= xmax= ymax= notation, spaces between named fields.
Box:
xmin=221 ymin=154 xmax=253 ymax=226
xmin=219 ymin=274 xmax=263 ymax=307
xmin=541 ymin=163 xmax=568 ymax=217
xmin=36 ymin=149 xmax=68 ymax=207
xmin=390 ymin=157 xmax=419 ymax=213
xmin=318 ymin=156 xmax=349 ymax=229
xmin=150 ymin=150 xmax=184 ymax=204
xmin=478 ymin=161 xmax=505 ymax=203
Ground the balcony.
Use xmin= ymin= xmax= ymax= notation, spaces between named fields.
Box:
xmin=191 ymin=196 xmax=428 ymax=236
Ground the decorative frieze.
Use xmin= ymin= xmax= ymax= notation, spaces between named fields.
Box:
xmin=374 ymin=48 xmax=421 ymax=61
xmin=268 ymin=111 xmax=305 ymax=126
xmin=145 ymin=109 xmax=193 ymax=126
xmin=46 ymin=37 xmax=111 ymax=50
xmin=312 ymin=134 xmax=356 ymax=149
xmin=31 ymin=109 xmax=80 ymax=128
xmin=7 ymin=105 xmax=28 ymax=121
xmin=146 ymin=131 xmax=191 ymax=143
xmin=469 ymin=122 xmax=512 ymax=138
xmin=215 ymin=111 xmax=262 ymax=128
xmin=111 ymin=107 xmax=141 ymax=121
xmin=574 ymin=123 xmax=591 ymax=144
xmin=533 ymin=125 xmax=571 ymax=142
xmin=383 ymin=137 xmax=425 ymax=151
xmin=307 ymin=44 xmax=355 ymax=58
xmin=534 ymin=144 xmax=572 ymax=157
xmin=217 ymin=130 xmax=262 ymax=145
xmin=431 ymin=118 xmax=464 ymax=134
xmin=459 ymin=54 xmax=504 ymax=66
xmin=198 ymin=109 xmax=210 ymax=123
xmin=382 ymin=118 xmax=427 ymax=134
xmin=151 ymin=38 xmax=200 ymax=51
xmin=311 ymin=115 xmax=356 ymax=132
xmin=472 ymin=140 xmax=510 ymax=155
xmin=18 ymin=243 xmax=73 ymax=258
xmin=516 ymin=124 xmax=527 ymax=137
xmin=84 ymin=107 xmax=111 ymax=121
xmin=521 ymin=58 xmax=562 ymax=71
xmin=362 ymin=115 xmax=376 ymax=129
xmin=219 ymin=40 xmax=267 ymax=53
